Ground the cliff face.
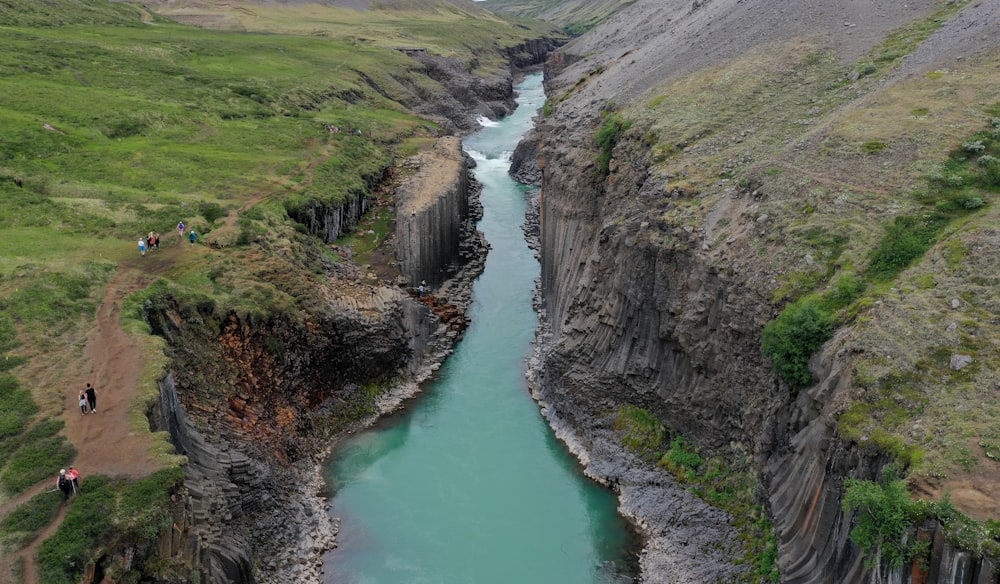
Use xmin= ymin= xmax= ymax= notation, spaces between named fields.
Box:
xmin=534 ymin=0 xmax=1000 ymax=581
xmin=395 ymin=137 xmax=473 ymax=287
xmin=143 ymin=133 xmax=489 ymax=582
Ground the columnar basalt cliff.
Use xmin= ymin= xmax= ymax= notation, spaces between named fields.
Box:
xmin=143 ymin=135 xmax=490 ymax=583
xmin=395 ymin=137 xmax=473 ymax=287
xmin=531 ymin=0 xmax=1000 ymax=582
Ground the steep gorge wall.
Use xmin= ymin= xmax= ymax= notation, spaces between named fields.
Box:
xmin=532 ymin=0 xmax=1000 ymax=577
xmin=535 ymin=102 xmax=1000 ymax=584
xmin=539 ymin=50 xmax=997 ymax=584
xmin=395 ymin=136 xmax=473 ymax=287
xmin=144 ymin=136 xmax=488 ymax=583
xmin=536 ymin=110 xmax=781 ymax=582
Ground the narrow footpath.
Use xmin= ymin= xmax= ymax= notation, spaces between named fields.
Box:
xmin=0 ymin=238 xmax=194 ymax=584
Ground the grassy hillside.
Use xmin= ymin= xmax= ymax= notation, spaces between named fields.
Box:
xmin=144 ymin=0 xmax=558 ymax=68
xmin=481 ymin=0 xmax=632 ymax=34
xmin=0 ymin=0 xmax=555 ymax=580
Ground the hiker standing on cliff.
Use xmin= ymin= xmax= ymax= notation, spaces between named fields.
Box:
xmin=85 ymin=383 xmax=97 ymax=413
xmin=56 ymin=469 xmax=72 ymax=505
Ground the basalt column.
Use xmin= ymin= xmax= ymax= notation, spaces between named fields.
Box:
xmin=395 ymin=136 xmax=471 ymax=287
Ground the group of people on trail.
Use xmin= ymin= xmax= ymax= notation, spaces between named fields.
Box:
xmin=177 ymin=221 xmax=198 ymax=246
xmin=55 ymin=467 xmax=81 ymax=505
xmin=137 ymin=222 xmax=197 ymax=255
xmin=139 ymin=231 xmax=161 ymax=256
xmin=78 ymin=382 xmax=97 ymax=415
xmin=323 ymin=123 xmax=364 ymax=136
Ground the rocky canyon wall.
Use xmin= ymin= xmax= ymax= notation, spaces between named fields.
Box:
xmin=531 ymin=0 xmax=1000 ymax=577
xmin=535 ymin=101 xmax=1000 ymax=584
xmin=395 ymin=136 xmax=472 ymax=287
xmin=144 ymin=134 xmax=488 ymax=583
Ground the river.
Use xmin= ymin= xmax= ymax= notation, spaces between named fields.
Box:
xmin=323 ymin=73 xmax=634 ymax=584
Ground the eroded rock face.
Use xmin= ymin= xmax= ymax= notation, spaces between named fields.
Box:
xmin=146 ymin=133 xmax=491 ymax=584
xmin=395 ymin=137 xmax=479 ymax=287
xmin=531 ymin=0 xmax=1000 ymax=579
xmin=509 ymin=128 xmax=541 ymax=186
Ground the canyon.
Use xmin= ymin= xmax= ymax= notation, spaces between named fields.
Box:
xmin=3 ymin=0 xmax=1000 ymax=582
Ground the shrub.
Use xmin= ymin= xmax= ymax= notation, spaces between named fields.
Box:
xmin=943 ymin=174 xmax=965 ymax=187
xmin=862 ymin=140 xmax=888 ymax=154
xmin=842 ymin=470 xmax=927 ymax=577
xmin=659 ymin=436 xmax=704 ymax=481
xmin=594 ymin=113 xmax=631 ymax=176
xmin=961 ymin=140 xmax=986 ymax=154
xmin=959 ymin=196 xmax=985 ymax=210
xmin=824 ymin=274 xmax=866 ymax=310
xmin=199 ymin=202 xmax=226 ymax=224
xmin=762 ymin=299 xmax=834 ymax=387
xmin=867 ymin=212 xmax=949 ymax=281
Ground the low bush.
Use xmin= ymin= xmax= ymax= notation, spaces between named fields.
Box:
xmin=612 ymin=405 xmax=664 ymax=455
xmin=842 ymin=469 xmax=928 ymax=575
xmin=762 ymin=299 xmax=834 ymax=387
xmin=867 ymin=212 xmax=950 ymax=282
xmin=658 ymin=437 xmax=703 ymax=481
xmin=594 ymin=113 xmax=632 ymax=177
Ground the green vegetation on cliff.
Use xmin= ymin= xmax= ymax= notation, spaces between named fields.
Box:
xmin=0 ymin=0 xmax=557 ymax=580
xmin=38 ymin=468 xmax=185 ymax=584
xmin=613 ymin=405 xmax=779 ymax=582
xmin=593 ymin=0 xmax=999 ymax=499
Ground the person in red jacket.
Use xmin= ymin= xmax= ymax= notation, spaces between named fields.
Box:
xmin=66 ymin=467 xmax=80 ymax=493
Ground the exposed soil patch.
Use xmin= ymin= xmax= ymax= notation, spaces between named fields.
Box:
xmin=0 ymin=243 xmax=189 ymax=584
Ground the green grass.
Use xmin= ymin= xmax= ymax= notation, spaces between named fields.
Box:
xmin=0 ymin=413 xmax=77 ymax=496
xmin=612 ymin=405 xmax=664 ymax=455
xmin=336 ymin=207 xmax=394 ymax=270
xmin=37 ymin=467 xmax=184 ymax=584
xmin=0 ymin=490 xmax=62 ymax=553
xmin=609 ymin=405 xmax=779 ymax=580
xmin=0 ymin=0 xmax=563 ymax=579
xmin=0 ymin=375 xmax=39 ymax=446
xmin=594 ymin=112 xmax=631 ymax=177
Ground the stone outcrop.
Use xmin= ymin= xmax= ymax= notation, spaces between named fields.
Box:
xmin=144 ymin=130 xmax=491 ymax=584
xmin=502 ymin=38 xmax=562 ymax=70
xmin=509 ymin=127 xmax=541 ymax=186
xmin=286 ymin=172 xmax=384 ymax=243
xmin=528 ymin=0 xmax=1000 ymax=581
xmin=394 ymin=137 xmax=476 ymax=287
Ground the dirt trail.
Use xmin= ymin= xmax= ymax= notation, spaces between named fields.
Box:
xmin=0 ymin=239 xmax=191 ymax=584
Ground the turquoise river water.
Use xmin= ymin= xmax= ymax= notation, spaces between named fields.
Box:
xmin=323 ymin=74 xmax=635 ymax=584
